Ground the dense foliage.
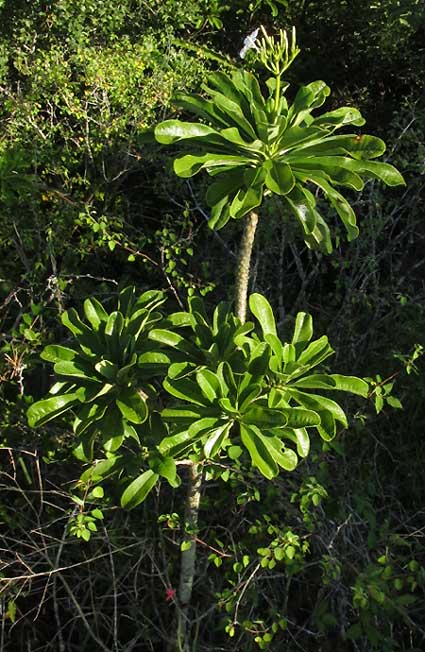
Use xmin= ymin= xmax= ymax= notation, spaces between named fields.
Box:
xmin=1 ymin=1 xmax=424 ymax=651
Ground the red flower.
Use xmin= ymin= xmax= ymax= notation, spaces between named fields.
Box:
xmin=165 ymin=587 xmax=176 ymax=603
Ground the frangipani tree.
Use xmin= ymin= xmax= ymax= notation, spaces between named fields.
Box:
xmin=27 ymin=26 xmax=404 ymax=652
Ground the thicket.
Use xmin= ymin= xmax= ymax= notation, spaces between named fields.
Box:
xmin=0 ymin=1 xmax=424 ymax=651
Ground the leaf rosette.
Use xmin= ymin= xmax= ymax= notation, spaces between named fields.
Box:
xmin=27 ymin=287 xmax=166 ymax=460
xmin=155 ymin=68 xmax=404 ymax=251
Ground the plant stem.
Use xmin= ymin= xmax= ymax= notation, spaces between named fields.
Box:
xmin=235 ymin=211 xmax=259 ymax=323
xmin=176 ymin=461 xmax=203 ymax=652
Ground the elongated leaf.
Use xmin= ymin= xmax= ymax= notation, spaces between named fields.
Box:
xmin=155 ymin=120 xmax=219 ymax=144
xmin=84 ymin=298 xmax=105 ymax=330
xmin=294 ymin=428 xmax=310 ymax=457
xmin=281 ymin=407 xmax=320 ymax=428
xmin=61 ymin=308 xmax=87 ymax=336
xmin=290 ymin=81 xmax=330 ymax=119
xmin=249 ymin=293 xmax=277 ymax=337
xmin=240 ymin=423 xmax=278 ymax=479
xmin=284 ymin=185 xmax=317 ymax=235
xmin=312 ymin=107 xmax=365 ymax=129
xmin=317 ymin=410 xmax=337 ymax=441
xmin=116 ymin=388 xmax=148 ymax=424
xmin=293 ymin=374 xmax=369 ymax=396
xmin=306 ymin=175 xmax=359 ymax=240
xmin=174 ymin=153 xmax=249 ymax=179
xmin=80 ymin=455 xmax=123 ymax=482
xmin=155 ymin=457 xmax=178 ymax=486
xmin=27 ymin=393 xmax=81 ymax=427
xmin=204 ymin=423 xmax=231 ymax=458
xmin=73 ymin=402 xmax=107 ymax=436
xmin=121 ymin=470 xmax=159 ymax=509
xmin=292 ymin=312 xmax=313 ymax=347
xmin=41 ymin=345 xmax=77 ymax=363
xmin=296 ymin=336 xmax=334 ymax=369
xmin=161 ymin=407 xmax=206 ymax=422
xmin=206 ymin=89 xmax=258 ymax=140
xmin=294 ymin=134 xmax=385 ymax=160
xmin=196 ymin=368 xmax=220 ymax=403
xmin=205 ymin=171 xmax=243 ymax=207
xmin=263 ymin=160 xmax=295 ymax=195
xmin=229 ymin=183 xmax=263 ymax=219
xmin=286 ymin=389 xmax=348 ymax=426
xmin=54 ymin=360 xmax=100 ymax=382
xmin=163 ymin=377 xmax=207 ymax=406
xmin=95 ymin=359 xmax=117 ymax=381
xmin=267 ymin=437 xmax=298 ymax=471
xmin=292 ymin=155 xmax=405 ymax=187
xmin=242 ymin=406 xmax=288 ymax=428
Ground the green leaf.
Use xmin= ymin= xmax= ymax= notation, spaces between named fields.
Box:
xmin=105 ymin=311 xmax=124 ymax=338
xmin=84 ymin=298 xmax=107 ymax=330
xmin=27 ymin=393 xmax=81 ymax=427
xmin=293 ymin=374 xmax=369 ymax=396
xmin=163 ymin=376 xmax=207 ymax=406
xmin=296 ymin=336 xmax=334 ymax=370
xmin=155 ymin=120 xmax=218 ymax=144
xmin=121 ymin=470 xmax=159 ymax=509
xmin=312 ymin=107 xmax=366 ymax=129
xmin=95 ymin=359 xmax=118 ymax=381
xmin=286 ymin=389 xmax=348 ymax=427
xmin=229 ymin=183 xmax=263 ymax=220
xmin=61 ymin=308 xmax=90 ymax=337
xmin=249 ymin=293 xmax=277 ymax=337
xmin=80 ymin=455 xmax=123 ymax=482
xmin=267 ymin=438 xmax=298 ymax=471
xmin=284 ymin=185 xmax=317 ymax=235
xmin=116 ymin=388 xmax=148 ymax=424
xmin=41 ymin=345 xmax=77 ymax=363
xmin=204 ymin=423 xmax=231 ymax=458
xmin=54 ymin=359 xmax=99 ymax=382
xmin=263 ymin=160 xmax=295 ymax=195
xmin=292 ymin=312 xmax=313 ymax=347
xmin=281 ymin=407 xmax=320 ymax=428
xmin=294 ymin=428 xmax=310 ymax=457
xmin=174 ymin=153 xmax=249 ymax=179
xmin=243 ymin=406 xmax=288 ymax=428
xmin=205 ymin=171 xmax=243 ymax=207
xmin=240 ymin=423 xmax=278 ymax=479
xmin=196 ymin=368 xmax=220 ymax=403
xmin=156 ymin=457 xmax=179 ymax=486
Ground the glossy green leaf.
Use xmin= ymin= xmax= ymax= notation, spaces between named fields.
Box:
xmin=292 ymin=312 xmax=313 ymax=347
xmin=83 ymin=298 xmax=107 ymax=330
xmin=155 ymin=120 xmax=218 ymax=144
xmin=54 ymin=359 xmax=100 ymax=382
xmin=249 ymin=293 xmax=277 ymax=337
xmin=116 ymin=389 xmax=148 ymax=424
xmin=263 ymin=160 xmax=295 ymax=195
xmin=41 ymin=344 xmax=77 ymax=364
xmin=267 ymin=437 xmax=298 ymax=471
xmin=27 ymin=393 xmax=81 ymax=427
xmin=240 ymin=423 xmax=278 ymax=479
xmin=287 ymin=389 xmax=348 ymax=427
xmin=229 ymin=184 xmax=263 ymax=219
xmin=204 ymin=423 xmax=231 ymax=458
xmin=293 ymin=374 xmax=369 ymax=396
xmin=155 ymin=457 xmax=178 ymax=486
xmin=121 ymin=470 xmax=159 ymax=509
xmin=281 ymin=407 xmax=320 ymax=428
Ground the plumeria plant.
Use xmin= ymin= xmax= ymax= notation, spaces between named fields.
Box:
xmin=27 ymin=26 xmax=404 ymax=652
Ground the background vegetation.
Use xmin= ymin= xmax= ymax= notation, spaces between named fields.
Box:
xmin=0 ymin=1 xmax=424 ymax=650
